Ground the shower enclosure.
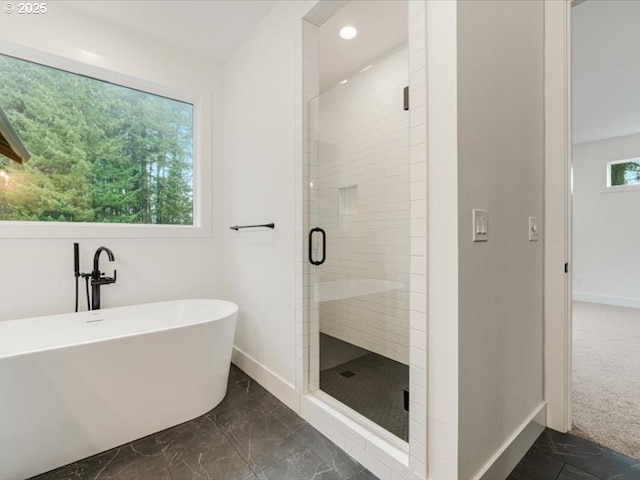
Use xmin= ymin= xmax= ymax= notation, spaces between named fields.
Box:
xmin=306 ymin=0 xmax=410 ymax=441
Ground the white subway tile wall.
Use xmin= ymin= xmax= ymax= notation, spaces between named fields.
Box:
xmin=316 ymin=47 xmax=411 ymax=364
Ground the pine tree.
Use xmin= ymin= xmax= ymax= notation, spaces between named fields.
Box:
xmin=0 ymin=53 xmax=194 ymax=225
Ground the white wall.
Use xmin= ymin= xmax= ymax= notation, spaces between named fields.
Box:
xmin=456 ymin=1 xmax=544 ymax=478
xmin=572 ymin=0 xmax=640 ymax=144
xmin=573 ymin=133 xmax=640 ymax=307
xmin=0 ymin=5 xmax=225 ymax=322
xmin=317 ymin=46 xmax=410 ymax=364
xmin=223 ymin=1 xmax=298 ymax=386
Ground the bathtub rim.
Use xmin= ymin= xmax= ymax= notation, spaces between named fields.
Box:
xmin=0 ymin=298 xmax=238 ymax=360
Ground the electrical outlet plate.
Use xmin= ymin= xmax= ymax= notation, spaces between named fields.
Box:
xmin=472 ymin=209 xmax=488 ymax=242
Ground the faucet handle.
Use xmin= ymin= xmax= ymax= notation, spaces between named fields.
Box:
xmin=104 ymin=269 xmax=117 ymax=284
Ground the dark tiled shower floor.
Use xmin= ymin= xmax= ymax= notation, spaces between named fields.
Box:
xmin=29 ymin=365 xmax=379 ymax=480
xmin=320 ymin=348 xmax=409 ymax=441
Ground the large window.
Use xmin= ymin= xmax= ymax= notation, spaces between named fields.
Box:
xmin=0 ymin=53 xmax=194 ymax=225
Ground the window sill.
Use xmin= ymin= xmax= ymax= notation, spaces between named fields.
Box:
xmin=0 ymin=221 xmax=212 ymax=239
xmin=600 ymin=185 xmax=640 ymax=194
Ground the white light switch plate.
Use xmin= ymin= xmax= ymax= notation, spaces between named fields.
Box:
xmin=529 ymin=216 xmax=539 ymax=241
xmin=473 ymin=209 xmax=488 ymax=242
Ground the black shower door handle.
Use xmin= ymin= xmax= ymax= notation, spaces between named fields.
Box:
xmin=309 ymin=227 xmax=326 ymax=265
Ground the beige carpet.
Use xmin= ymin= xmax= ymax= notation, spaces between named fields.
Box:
xmin=572 ymin=301 xmax=640 ymax=459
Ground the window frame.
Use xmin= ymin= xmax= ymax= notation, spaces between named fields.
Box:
xmin=0 ymin=41 xmax=212 ymax=239
xmin=604 ymin=157 xmax=640 ymax=193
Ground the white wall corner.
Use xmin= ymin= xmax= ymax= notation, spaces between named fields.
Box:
xmin=426 ymin=1 xmax=460 ymax=479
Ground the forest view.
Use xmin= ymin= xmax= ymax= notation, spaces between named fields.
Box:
xmin=610 ymin=160 xmax=640 ymax=187
xmin=0 ymin=53 xmax=194 ymax=225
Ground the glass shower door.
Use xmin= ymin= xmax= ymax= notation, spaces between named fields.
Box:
xmin=307 ymin=44 xmax=411 ymax=441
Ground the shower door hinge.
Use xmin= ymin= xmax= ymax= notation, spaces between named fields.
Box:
xmin=564 ymin=262 xmax=569 ymax=273
xmin=403 ymin=86 xmax=409 ymax=111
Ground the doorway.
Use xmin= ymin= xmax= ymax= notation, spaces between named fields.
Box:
xmin=306 ymin=0 xmax=411 ymax=442
xmin=569 ymin=0 xmax=640 ymax=458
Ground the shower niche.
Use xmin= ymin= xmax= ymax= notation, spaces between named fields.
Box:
xmin=306 ymin=0 xmax=411 ymax=442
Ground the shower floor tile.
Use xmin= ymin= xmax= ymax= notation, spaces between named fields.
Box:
xmin=320 ymin=337 xmax=410 ymax=442
xmin=28 ymin=364 xmax=379 ymax=480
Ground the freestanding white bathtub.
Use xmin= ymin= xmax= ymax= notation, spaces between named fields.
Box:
xmin=0 ymin=299 xmax=237 ymax=480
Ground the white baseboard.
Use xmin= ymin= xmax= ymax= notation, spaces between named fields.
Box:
xmin=231 ymin=346 xmax=300 ymax=413
xmin=231 ymin=347 xmax=419 ymax=479
xmin=475 ymin=403 xmax=546 ymax=480
xmin=573 ymin=292 xmax=640 ymax=309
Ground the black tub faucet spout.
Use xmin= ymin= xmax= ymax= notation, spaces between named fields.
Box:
xmin=91 ymin=246 xmax=117 ymax=310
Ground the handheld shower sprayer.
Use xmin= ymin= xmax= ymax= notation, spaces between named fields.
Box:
xmin=74 ymin=243 xmax=80 ymax=312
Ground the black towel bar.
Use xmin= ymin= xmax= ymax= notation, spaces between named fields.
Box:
xmin=230 ymin=223 xmax=275 ymax=231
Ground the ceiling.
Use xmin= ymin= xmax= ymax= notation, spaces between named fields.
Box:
xmin=61 ymin=0 xmax=406 ymax=91
xmin=64 ymin=1 xmax=275 ymax=64
xmin=318 ymin=1 xmax=407 ymax=92
xmin=572 ymin=0 xmax=640 ymax=144
xmin=45 ymin=1 xmax=640 ymax=144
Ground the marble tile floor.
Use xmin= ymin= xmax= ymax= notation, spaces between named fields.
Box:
xmin=28 ymin=364 xmax=640 ymax=480
xmin=30 ymin=364 xmax=379 ymax=480
xmin=507 ymin=428 xmax=640 ymax=480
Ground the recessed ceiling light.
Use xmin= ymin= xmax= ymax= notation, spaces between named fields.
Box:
xmin=339 ymin=79 xmax=348 ymax=85
xmin=339 ymin=26 xmax=358 ymax=40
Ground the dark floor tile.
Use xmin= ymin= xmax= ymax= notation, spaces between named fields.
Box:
xmin=27 ymin=364 xmax=371 ymax=480
xmin=534 ymin=429 xmax=607 ymax=461
xmin=508 ymin=447 xmax=564 ymax=480
xmin=260 ymin=448 xmax=342 ymax=480
xmin=259 ymin=392 xmax=308 ymax=435
xmin=72 ymin=445 xmax=172 ymax=480
xmin=95 ymin=449 xmax=173 ymax=480
xmin=157 ymin=415 xmax=253 ymax=480
xmin=29 ymin=465 xmax=89 ymax=480
xmin=167 ymin=434 xmax=252 ymax=480
xmin=253 ymin=471 xmax=270 ymax=480
xmin=534 ymin=430 xmax=640 ymax=480
xmin=609 ymin=463 xmax=640 ymax=480
xmin=211 ymin=368 xmax=270 ymax=415
xmin=229 ymin=363 xmax=246 ymax=381
xmin=28 ymin=452 xmax=99 ymax=479
xmin=29 ymin=461 xmax=97 ymax=480
xmin=557 ymin=464 xmax=601 ymax=480
xmin=294 ymin=423 xmax=365 ymax=480
xmin=29 ymin=445 xmax=172 ymax=480
xmin=348 ymin=468 xmax=380 ymax=480
xmin=213 ymin=401 xmax=303 ymax=472
xmin=130 ymin=419 xmax=200 ymax=459
xmin=158 ymin=416 xmax=225 ymax=464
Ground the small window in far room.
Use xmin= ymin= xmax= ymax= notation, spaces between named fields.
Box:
xmin=0 ymin=52 xmax=195 ymax=226
xmin=607 ymin=158 xmax=640 ymax=188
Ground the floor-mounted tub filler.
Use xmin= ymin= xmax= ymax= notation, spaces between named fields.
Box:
xmin=0 ymin=299 xmax=238 ymax=480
